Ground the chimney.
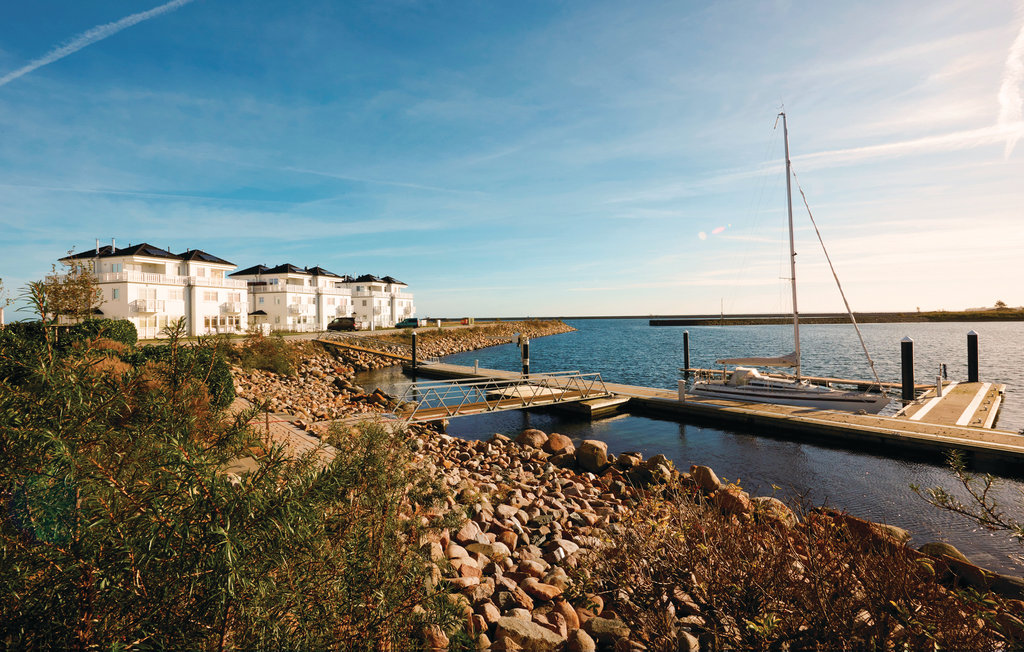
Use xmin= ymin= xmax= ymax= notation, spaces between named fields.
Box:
xmin=112 ymin=237 xmax=116 ymax=250
xmin=95 ymin=238 xmax=100 ymax=255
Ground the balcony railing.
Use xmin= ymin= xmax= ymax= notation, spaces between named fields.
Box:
xmin=131 ymin=299 xmax=166 ymax=313
xmin=249 ymin=284 xmax=314 ymax=294
xmin=288 ymin=304 xmax=313 ymax=315
xmin=189 ymin=276 xmax=247 ymax=289
xmin=97 ymin=271 xmax=187 ymax=285
xmin=220 ymin=302 xmax=244 ymax=314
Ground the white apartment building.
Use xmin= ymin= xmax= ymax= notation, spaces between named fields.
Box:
xmin=61 ymin=242 xmax=248 ymax=339
xmin=348 ymin=274 xmax=415 ymax=330
xmin=230 ymin=266 xmax=415 ymax=332
xmin=229 ymin=264 xmax=354 ymax=333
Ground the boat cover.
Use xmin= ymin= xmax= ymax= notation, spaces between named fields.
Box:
xmin=715 ymin=352 xmax=798 ymax=367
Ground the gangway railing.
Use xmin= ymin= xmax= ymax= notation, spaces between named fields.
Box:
xmin=393 ymin=371 xmax=611 ymax=422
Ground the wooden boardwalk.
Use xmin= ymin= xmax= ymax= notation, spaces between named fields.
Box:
xmin=406 ymin=362 xmax=1023 ymax=461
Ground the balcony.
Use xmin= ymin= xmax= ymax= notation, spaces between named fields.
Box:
xmin=220 ymin=302 xmax=244 ymax=314
xmin=189 ymin=276 xmax=247 ymax=289
xmin=249 ymin=284 xmax=314 ymax=294
xmin=131 ymin=299 xmax=166 ymax=313
xmin=98 ymin=271 xmax=186 ymax=285
xmin=288 ymin=305 xmax=313 ymax=315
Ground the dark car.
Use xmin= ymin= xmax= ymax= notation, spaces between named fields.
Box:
xmin=395 ymin=318 xmax=419 ymax=329
xmin=327 ymin=317 xmax=358 ymax=331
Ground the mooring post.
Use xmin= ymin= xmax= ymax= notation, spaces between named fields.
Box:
xmin=474 ymin=359 xmax=479 ymax=374
xmin=522 ymin=337 xmax=530 ymax=377
xmin=683 ymin=330 xmax=690 ymax=379
xmin=936 ymin=363 xmax=943 ymax=398
xmin=901 ymin=336 xmax=915 ymax=402
xmin=411 ymin=331 xmax=417 ymax=372
xmin=967 ymin=330 xmax=979 ymax=383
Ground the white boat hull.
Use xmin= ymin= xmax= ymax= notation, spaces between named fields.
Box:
xmin=689 ymin=379 xmax=890 ymax=414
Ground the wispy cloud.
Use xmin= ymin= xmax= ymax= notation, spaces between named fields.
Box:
xmin=0 ymin=0 xmax=195 ymax=89
xmin=998 ymin=5 xmax=1024 ymax=157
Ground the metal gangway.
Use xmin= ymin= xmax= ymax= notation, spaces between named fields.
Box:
xmin=392 ymin=371 xmax=612 ymax=423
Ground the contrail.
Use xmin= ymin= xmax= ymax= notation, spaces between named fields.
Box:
xmin=0 ymin=0 xmax=196 ymax=89
xmin=998 ymin=5 xmax=1024 ymax=158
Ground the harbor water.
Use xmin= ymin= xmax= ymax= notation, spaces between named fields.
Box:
xmin=357 ymin=319 xmax=1024 ymax=575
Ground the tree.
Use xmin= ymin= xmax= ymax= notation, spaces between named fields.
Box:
xmin=995 ymin=300 xmax=1008 ymax=310
xmin=43 ymin=256 xmax=103 ymax=323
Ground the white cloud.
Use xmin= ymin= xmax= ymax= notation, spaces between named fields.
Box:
xmin=0 ymin=0 xmax=196 ymax=88
xmin=998 ymin=6 xmax=1024 ymax=157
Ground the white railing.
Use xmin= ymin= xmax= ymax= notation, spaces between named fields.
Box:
xmin=221 ymin=302 xmax=244 ymax=314
xmin=97 ymin=271 xmax=187 ymax=285
xmin=288 ymin=304 xmax=313 ymax=314
xmin=352 ymin=290 xmax=388 ymax=299
xmin=394 ymin=292 xmax=414 ymax=299
xmin=249 ymin=284 xmax=315 ymax=294
xmin=189 ymin=276 xmax=247 ymax=289
xmin=131 ymin=299 xmax=166 ymax=313
xmin=318 ymin=286 xmax=351 ymax=296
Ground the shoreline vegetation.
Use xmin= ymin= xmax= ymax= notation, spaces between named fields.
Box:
xmin=4 ymin=315 xmax=1024 ymax=649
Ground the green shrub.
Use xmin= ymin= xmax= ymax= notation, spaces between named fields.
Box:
xmin=0 ymin=325 xmax=461 ymax=649
xmin=231 ymin=331 xmax=297 ymax=376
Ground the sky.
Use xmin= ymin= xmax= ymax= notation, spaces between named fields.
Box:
xmin=0 ymin=0 xmax=1022 ymax=319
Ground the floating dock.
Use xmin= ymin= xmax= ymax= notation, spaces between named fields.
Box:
xmin=403 ymin=362 xmax=1021 ymax=461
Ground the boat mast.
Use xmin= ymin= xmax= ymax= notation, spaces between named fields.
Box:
xmin=780 ymin=111 xmax=801 ymax=380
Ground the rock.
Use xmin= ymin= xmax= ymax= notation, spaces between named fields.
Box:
xmin=467 ymin=541 xmax=513 ymax=561
xmin=691 ymin=465 xmax=721 ymax=492
xmin=679 ymin=630 xmax=700 ymax=652
xmin=712 ymin=486 xmax=752 ymax=515
xmin=516 ymin=429 xmax=549 ymax=449
xmin=456 ymin=519 xmax=485 ymax=544
xmin=544 ymin=432 xmax=575 ymax=456
xmin=567 ymin=629 xmax=597 ymax=652
xmin=873 ymin=522 xmax=911 ymax=544
xmin=576 ymin=440 xmax=609 ymax=474
xmin=919 ymin=541 xmax=971 ymax=564
xmin=521 ymin=576 xmax=563 ymax=601
xmin=494 ymin=617 xmax=567 ymax=651
xmin=751 ymin=496 xmax=798 ymax=528
xmin=553 ymin=599 xmax=581 ymax=633
xmin=583 ymin=617 xmax=630 ymax=646
xmin=424 ymin=624 xmax=449 ymax=650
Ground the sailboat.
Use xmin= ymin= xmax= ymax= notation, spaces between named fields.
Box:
xmin=687 ymin=112 xmax=889 ymax=414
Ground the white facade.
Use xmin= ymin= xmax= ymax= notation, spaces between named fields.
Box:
xmin=230 ymin=264 xmax=354 ymax=333
xmin=231 ymin=267 xmax=415 ymax=332
xmin=60 ymin=243 xmax=247 ymax=339
xmin=348 ymin=275 xmax=415 ymax=330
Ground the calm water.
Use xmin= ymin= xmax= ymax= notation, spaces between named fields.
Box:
xmin=357 ymin=319 xmax=1024 ymax=575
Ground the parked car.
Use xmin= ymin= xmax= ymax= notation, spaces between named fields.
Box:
xmin=395 ymin=318 xmax=419 ymax=329
xmin=327 ymin=317 xmax=359 ymax=331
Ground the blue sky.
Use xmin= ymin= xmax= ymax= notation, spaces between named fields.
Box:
xmin=1 ymin=0 xmax=1022 ymax=318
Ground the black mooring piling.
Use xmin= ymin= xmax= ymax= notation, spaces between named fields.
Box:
xmin=411 ymin=331 xmax=417 ymax=372
xmin=521 ymin=337 xmax=530 ymax=376
xmin=967 ymin=330 xmax=979 ymax=383
xmin=683 ymin=330 xmax=690 ymax=379
xmin=901 ymin=336 xmax=915 ymax=402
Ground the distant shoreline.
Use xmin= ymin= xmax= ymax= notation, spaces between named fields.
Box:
xmin=474 ymin=309 xmax=1024 ymax=324
xmin=648 ymin=309 xmax=1024 ymax=326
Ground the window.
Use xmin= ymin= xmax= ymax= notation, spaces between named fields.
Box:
xmin=111 ymin=263 xmax=122 ymax=273
xmin=112 ymin=289 xmax=120 ymax=300
xmin=196 ymin=267 xmax=207 ymax=277
xmin=362 ymin=300 xmax=367 ymax=306
xmin=203 ymin=291 xmax=217 ymax=302
xmin=228 ymin=292 xmax=241 ymax=302
xmin=168 ymin=289 xmax=184 ymax=301
xmin=259 ymin=297 xmax=264 ymax=304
